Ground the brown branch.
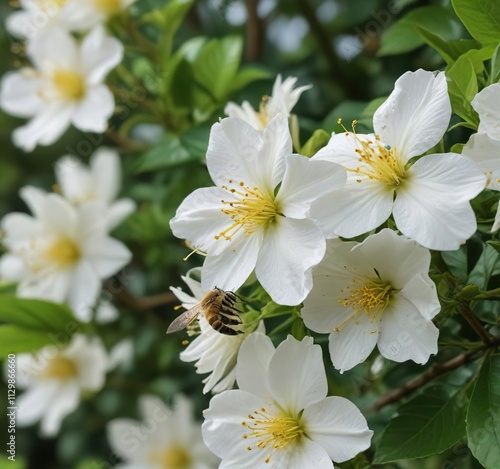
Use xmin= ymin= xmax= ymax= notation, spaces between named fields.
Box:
xmin=460 ymin=303 xmax=495 ymax=345
xmin=374 ymin=336 xmax=500 ymax=410
xmin=106 ymin=282 xmax=176 ymax=312
xmin=244 ymin=0 xmax=265 ymax=62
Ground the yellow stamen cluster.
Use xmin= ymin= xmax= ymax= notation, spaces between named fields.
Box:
xmin=242 ymin=407 xmax=303 ymax=463
xmin=149 ymin=447 xmax=191 ymax=469
xmin=334 ymin=277 xmax=394 ymax=331
xmin=338 ymin=119 xmax=406 ymax=187
xmin=53 ymin=69 xmax=86 ymax=100
xmin=42 ymin=356 xmax=78 ymax=379
xmin=215 ymin=181 xmax=278 ymax=241
xmin=44 ymin=237 xmax=81 ymax=268
xmin=257 ymin=95 xmax=270 ymax=127
xmin=93 ymin=0 xmax=122 ymax=15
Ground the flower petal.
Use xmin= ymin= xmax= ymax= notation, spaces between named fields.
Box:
xmin=276 ymin=154 xmax=346 ymax=219
xmin=399 ymin=274 xmax=441 ymax=321
xmin=328 ymin=313 xmax=380 ymax=373
xmin=13 ymin=103 xmax=74 ymax=152
xmin=310 ymin=181 xmax=393 ymax=239
xmin=55 ymin=156 xmax=93 ymax=204
xmin=268 ymin=336 xmax=327 ymax=415
xmin=202 ymin=390 xmax=272 ymax=461
xmin=302 ymin=396 xmax=372 ymax=463
xmin=91 ymin=147 xmax=121 ymax=203
xmin=0 ymin=70 xmax=43 ymax=118
xmin=40 ymin=380 xmax=80 ymax=436
xmin=377 ymin=296 xmax=438 ymax=364
xmin=82 ymin=236 xmax=131 ymax=278
xmin=0 ymin=254 xmax=26 ymax=281
xmin=472 ymin=83 xmax=500 ymax=140
xmin=80 ymin=26 xmax=124 ymax=85
xmin=259 ymin=113 xmax=293 ymax=188
xmin=28 ymin=28 xmax=79 ymax=71
xmin=393 ymin=153 xmax=485 ymax=250
xmin=373 ymin=70 xmax=451 ymax=159
xmin=20 ymin=186 xmax=48 ymax=219
xmin=67 ymin=260 xmax=101 ymax=322
xmin=462 ymin=132 xmax=500 ymax=191
xmin=107 ymin=199 xmax=136 ymax=230
xmin=40 ymin=193 xmax=78 ymax=239
xmin=206 ymin=118 xmax=264 ymax=189
xmin=201 ymin=228 xmax=264 ymax=292
xmin=170 ymin=187 xmax=234 ymax=254
xmin=17 ymin=380 xmax=59 ymax=427
xmin=256 ymin=217 xmax=325 ymax=305
xmin=107 ymin=418 xmax=152 ymax=462
xmin=352 ymin=228 xmax=432 ymax=290
xmin=71 ymin=85 xmax=114 ymax=133
xmin=236 ymin=332 xmax=275 ymax=400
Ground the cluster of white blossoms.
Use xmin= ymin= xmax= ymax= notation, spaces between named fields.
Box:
xmin=0 ymin=148 xmax=133 ymax=321
xmin=107 ymin=394 xmax=218 ymax=468
xmin=16 ymin=334 xmax=110 ymax=436
xmin=462 ymin=83 xmax=500 ymax=231
xmin=168 ymin=69 xmax=494 ymax=466
xmin=0 ymin=0 xmax=135 ymax=151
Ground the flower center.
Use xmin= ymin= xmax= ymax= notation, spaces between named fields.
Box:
xmin=334 ymin=276 xmax=394 ymax=331
xmin=149 ymin=447 xmax=191 ymax=469
xmin=44 ymin=237 xmax=81 ymax=268
xmin=215 ymin=181 xmax=279 ymax=240
xmin=37 ymin=0 xmax=67 ymax=12
xmin=93 ymin=0 xmax=122 ymax=14
xmin=53 ymin=69 xmax=86 ymax=100
xmin=242 ymin=407 xmax=303 ymax=463
xmin=42 ymin=356 xmax=78 ymax=379
xmin=340 ymin=121 xmax=406 ymax=187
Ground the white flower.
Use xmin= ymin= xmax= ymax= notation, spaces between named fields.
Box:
xmin=6 ymin=0 xmax=136 ymax=39
xmin=301 ymin=229 xmax=440 ymax=373
xmin=310 ymin=69 xmax=486 ymax=251
xmin=61 ymin=0 xmax=137 ymax=31
xmin=471 ymin=83 xmax=500 ymax=141
xmin=170 ymin=115 xmax=346 ymax=306
xmin=0 ymin=187 xmax=131 ymax=321
xmin=16 ymin=334 xmax=109 ymax=437
xmin=0 ymin=26 xmax=123 ymax=152
xmin=462 ymin=132 xmax=500 ymax=231
xmin=107 ymin=394 xmax=218 ymax=469
xmin=225 ymin=75 xmax=311 ymax=131
xmin=202 ymin=333 xmax=373 ymax=467
xmin=55 ymin=148 xmax=135 ymax=230
xmin=171 ymin=268 xmax=265 ymax=394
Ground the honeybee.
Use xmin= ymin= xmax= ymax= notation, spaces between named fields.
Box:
xmin=167 ymin=288 xmax=244 ymax=336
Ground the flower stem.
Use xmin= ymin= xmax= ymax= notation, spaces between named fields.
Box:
xmin=459 ymin=303 xmax=494 ymax=345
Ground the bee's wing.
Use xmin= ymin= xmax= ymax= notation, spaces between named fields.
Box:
xmin=166 ymin=304 xmax=202 ymax=334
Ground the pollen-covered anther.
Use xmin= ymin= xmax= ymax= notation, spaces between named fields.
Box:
xmin=242 ymin=407 xmax=303 ymax=462
xmin=215 ymin=182 xmax=278 ymax=240
xmin=333 ymin=277 xmax=394 ymax=331
xmin=345 ymin=128 xmax=406 ymax=187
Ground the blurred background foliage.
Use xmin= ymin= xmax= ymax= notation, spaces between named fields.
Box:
xmin=0 ymin=0 xmax=498 ymax=467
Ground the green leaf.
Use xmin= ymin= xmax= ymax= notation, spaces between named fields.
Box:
xmin=155 ymin=0 xmax=194 ymax=59
xmin=415 ymin=26 xmax=480 ymax=65
xmin=179 ymin=124 xmax=211 ymax=160
xmin=301 ymin=129 xmax=331 ymax=157
xmin=452 ymin=0 xmax=500 ymax=46
xmin=491 ymin=43 xmax=500 ymax=83
xmin=374 ymin=385 xmax=467 ymax=463
xmin=0 ymin=325 xmax=60 ymax=355
xmin=378 ymin=5 xmax=460 ymax=56
xmin=229 ymin=67 xmax=271 ymax=94
xmin=469 ymin=245 xmax=500 ymax=289
xmin=322 ymin=101 xmax=368 ymax=132
xmin=467 ymin=352 xmax=500 ymax=468
xmin=133 ymin=135 xmax=197 ymax=173
xmin=0 ymin=296 xmax=77 ymax=331
xmin=193 ymin=36 xmax=243 ymax=101
xmin=447 ymin=54 xmax=480 ymax=127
